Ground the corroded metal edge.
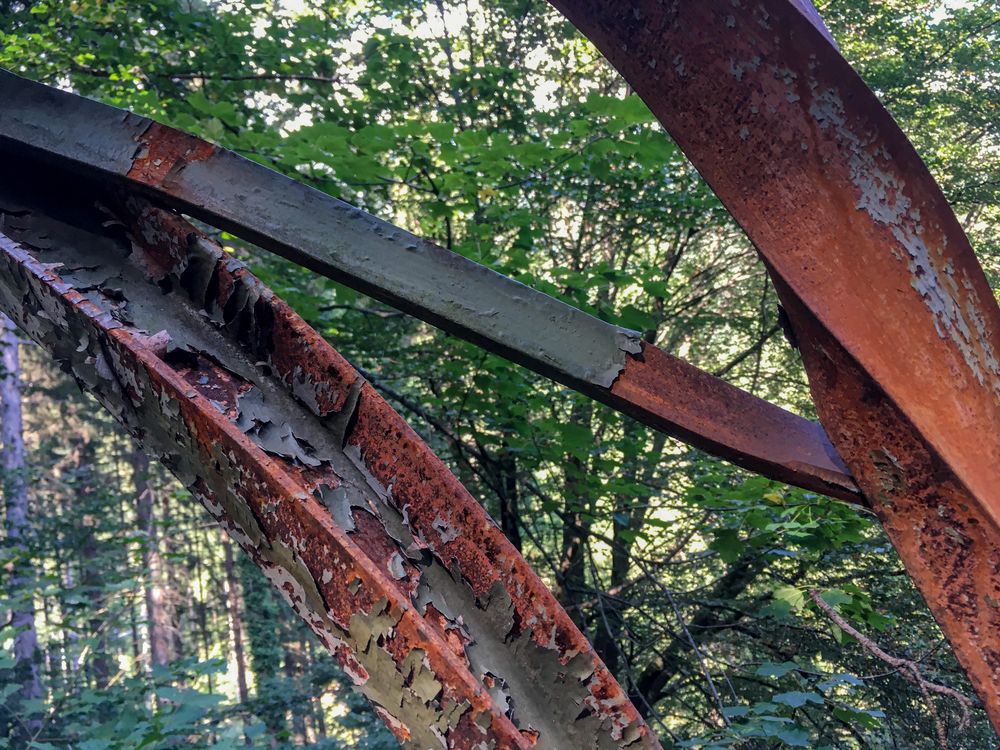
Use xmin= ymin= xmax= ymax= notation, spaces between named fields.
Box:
xmin=0 ymin=171 xmax=662 ymax=748
xmin=608 ymin=344 xmax=857 ymax=500
xmin=548 ymin=0 xmax=1000 ymax=730
xmin=0 ymin=68 xmax=859 ymax=501
xmin=777 ymin=277 xmax=1000 ymax=727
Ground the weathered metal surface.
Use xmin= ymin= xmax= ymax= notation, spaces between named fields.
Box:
xmin=608 ymin=343 xmax=855 ymax=498
xmin=0 ymin=166 xmax=662 ymax=749
xmin=547 ymin=0 xmax=1000 ymax=729
xmin=0 ymin=69 xmax=859 ymax=502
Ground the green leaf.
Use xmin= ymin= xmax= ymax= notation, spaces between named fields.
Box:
xmin=755 ymin=661 xmax=801 ymax=678
xmin=710 ymin=528 xmax=744 ymax=564
xmin=832 ymin=705 xmax=885 ymax=730
xmin=820 ymin=588 xmax=853 ymax=608
xmin=772 ymin=585 xmax=806 ymax=612
xmin=772 ymin=691 xmax=824 ymax=708
xmin=774 ymin=726 xmax=812 ymax=747
xmin=617 ymin=304 xmax=656 ymax=332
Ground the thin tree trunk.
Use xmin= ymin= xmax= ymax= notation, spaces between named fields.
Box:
xmin=556 ymin=398 xmax=594 ymax=629
xmin=285 ymin=637 xmax=307 ymax=744
xmin=497 ymin=440 xmax=522 ymax=552
xmin=223 ymin=537 xmax=250 ymax=704
xmin=238 ymin=552 xmax=287 ymax=737
xmin=1 ymin=313 xmax=42 ymax=739
xmin=133 ymin=451 xmax=176 ymax=669
xmin=594 ymin=429 xmax=668 ymax=675
xmin=558 ymin=453 xmax=591 ymax=626
xmin=305 ymin=637 xmax=327 ymax=740
xmin=159 ymin=489 xmax=184 ymax=661
xmin=77 ymin=437 xmax=111 ymax=692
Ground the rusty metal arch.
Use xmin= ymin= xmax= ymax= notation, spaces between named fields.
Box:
xmin=0 ymin=170 xmax=660 ymax=749
xmin=0 ymin=71 xmax=859 ymax=503
xmin=0 ymin=0 xmax=997 ymax=746
xmin=548 ymin=0 xmax=1000 ymax=732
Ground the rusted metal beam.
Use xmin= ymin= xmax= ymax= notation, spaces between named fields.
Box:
xmin=548 ymin=0 xmax=1000 ymax=730
xmin=0 ymin=166 xmax=662 ymax=749
xmin=0 ymin=69 xmax=859 ymax=502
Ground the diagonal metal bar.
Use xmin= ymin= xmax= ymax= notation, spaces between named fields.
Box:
xmin=0 ymin=69 xmax=859 ymax=502
xmin=0 ymin=165 xmax=664 ymax=749
xmin=547 ymin=0 xmax=1000 ymax=731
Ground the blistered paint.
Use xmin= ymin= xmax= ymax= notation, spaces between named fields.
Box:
xmin=809 ymin=87 xmax=1000 ymax=396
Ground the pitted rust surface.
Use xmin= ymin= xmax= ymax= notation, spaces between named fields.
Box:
xmin=0 ymin=169 xmax=661 ymax=749
xmin=776 ymin=280 xmax=1000 ymax=723
xmin=0 ymin=67 xmax=859 ymax=501
xmin=547 ymin=0 xmax=1000 ymax=729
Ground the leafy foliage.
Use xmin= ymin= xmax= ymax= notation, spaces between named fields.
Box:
xmin=1 ymin=0 xmax=998 ymax=748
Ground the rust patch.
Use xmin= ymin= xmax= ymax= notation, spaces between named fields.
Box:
xmin=610 ymin=343 xmax=861 ymax=503
xmin=128 ymin=122 xmax=216 ymax=186
xmin=0 ymin=170 xmax=661 ymax=748
xmin=777 ymin=278 xmax=1000 ymax=722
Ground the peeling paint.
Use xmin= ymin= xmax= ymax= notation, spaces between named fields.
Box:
xmin=0 ymin=166 xmax=660 ymax=749
xmin=810 ymin=86 xmax=1000 ymax=396
xmin=0 ymin=67 xmax=860 ymax=503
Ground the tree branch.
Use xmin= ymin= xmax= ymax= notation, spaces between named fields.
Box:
xmin=808 ymin=589 xmax=975 ymax=747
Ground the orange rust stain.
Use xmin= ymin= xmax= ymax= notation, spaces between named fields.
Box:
xmin=173 ymin=355 xmax=250 ymax=420
xmin=128 ymin=122 xmax=216 ymax=186
xmin=778 ymin=279 xmax=1000 ymax=733
xmin=423 ymin=604 xmax=473 ymax=664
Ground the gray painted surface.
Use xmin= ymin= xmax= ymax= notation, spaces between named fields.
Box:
xmin=0 ymin=69 xmax=642 ymax=389
xmin=0 ymin=72 xmax=151 ymax=174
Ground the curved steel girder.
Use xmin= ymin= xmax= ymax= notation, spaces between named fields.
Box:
xmin=0 ymin=69 xmax=859 ymax=502
xmin=548 ymin=0 xmax=1000 ymax=729
xmin=0 ymin=170 xmax=661 ymax=749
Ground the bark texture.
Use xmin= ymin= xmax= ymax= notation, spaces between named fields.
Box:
xmin=1 ymin=313 xmax=42 ymax=738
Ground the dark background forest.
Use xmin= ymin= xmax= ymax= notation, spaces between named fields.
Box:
xmin=0 ymin=0 xmax=998 ymax=748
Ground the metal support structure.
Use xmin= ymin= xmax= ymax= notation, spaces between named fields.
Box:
xmin=0 ymin=168 xmax=659 ymax=749
xmin=548 ymin=0 xmax=1000 ymax=732
xmin=0 ymin=70 xmax=858 ymax=503
xmin=0 ymin=0 xmax=997 ymax=744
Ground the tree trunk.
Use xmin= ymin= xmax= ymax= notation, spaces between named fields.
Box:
xmin=71 ymin=433 xmax=112 ymax=695
xmin=133 ymin=451 xmax=176 ymax=669
xmin=556 ymin=398 xmax=594 ymax=629
xmin=594 ymin=429 xmax=668 ymax=676
xmin=558 ymin=454 xmax=590 ymax=626
xmin=159 ymin=489 xmax=184 ymax=661
xmin=237 ymin=552 xmax=287 ymax=737
xmin=496 ymin=440 xmax=522 ymax=552
xmin=0 ymin=313 xmax=42 ymax=739
xmin=285 ymin=637 xmax=307 ymax=744
xmin=222 ymin=537 xmax=250 ymax=704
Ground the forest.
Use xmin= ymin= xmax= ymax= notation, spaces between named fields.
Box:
xmin=0 ymin=0 xmax=999 ymax=748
